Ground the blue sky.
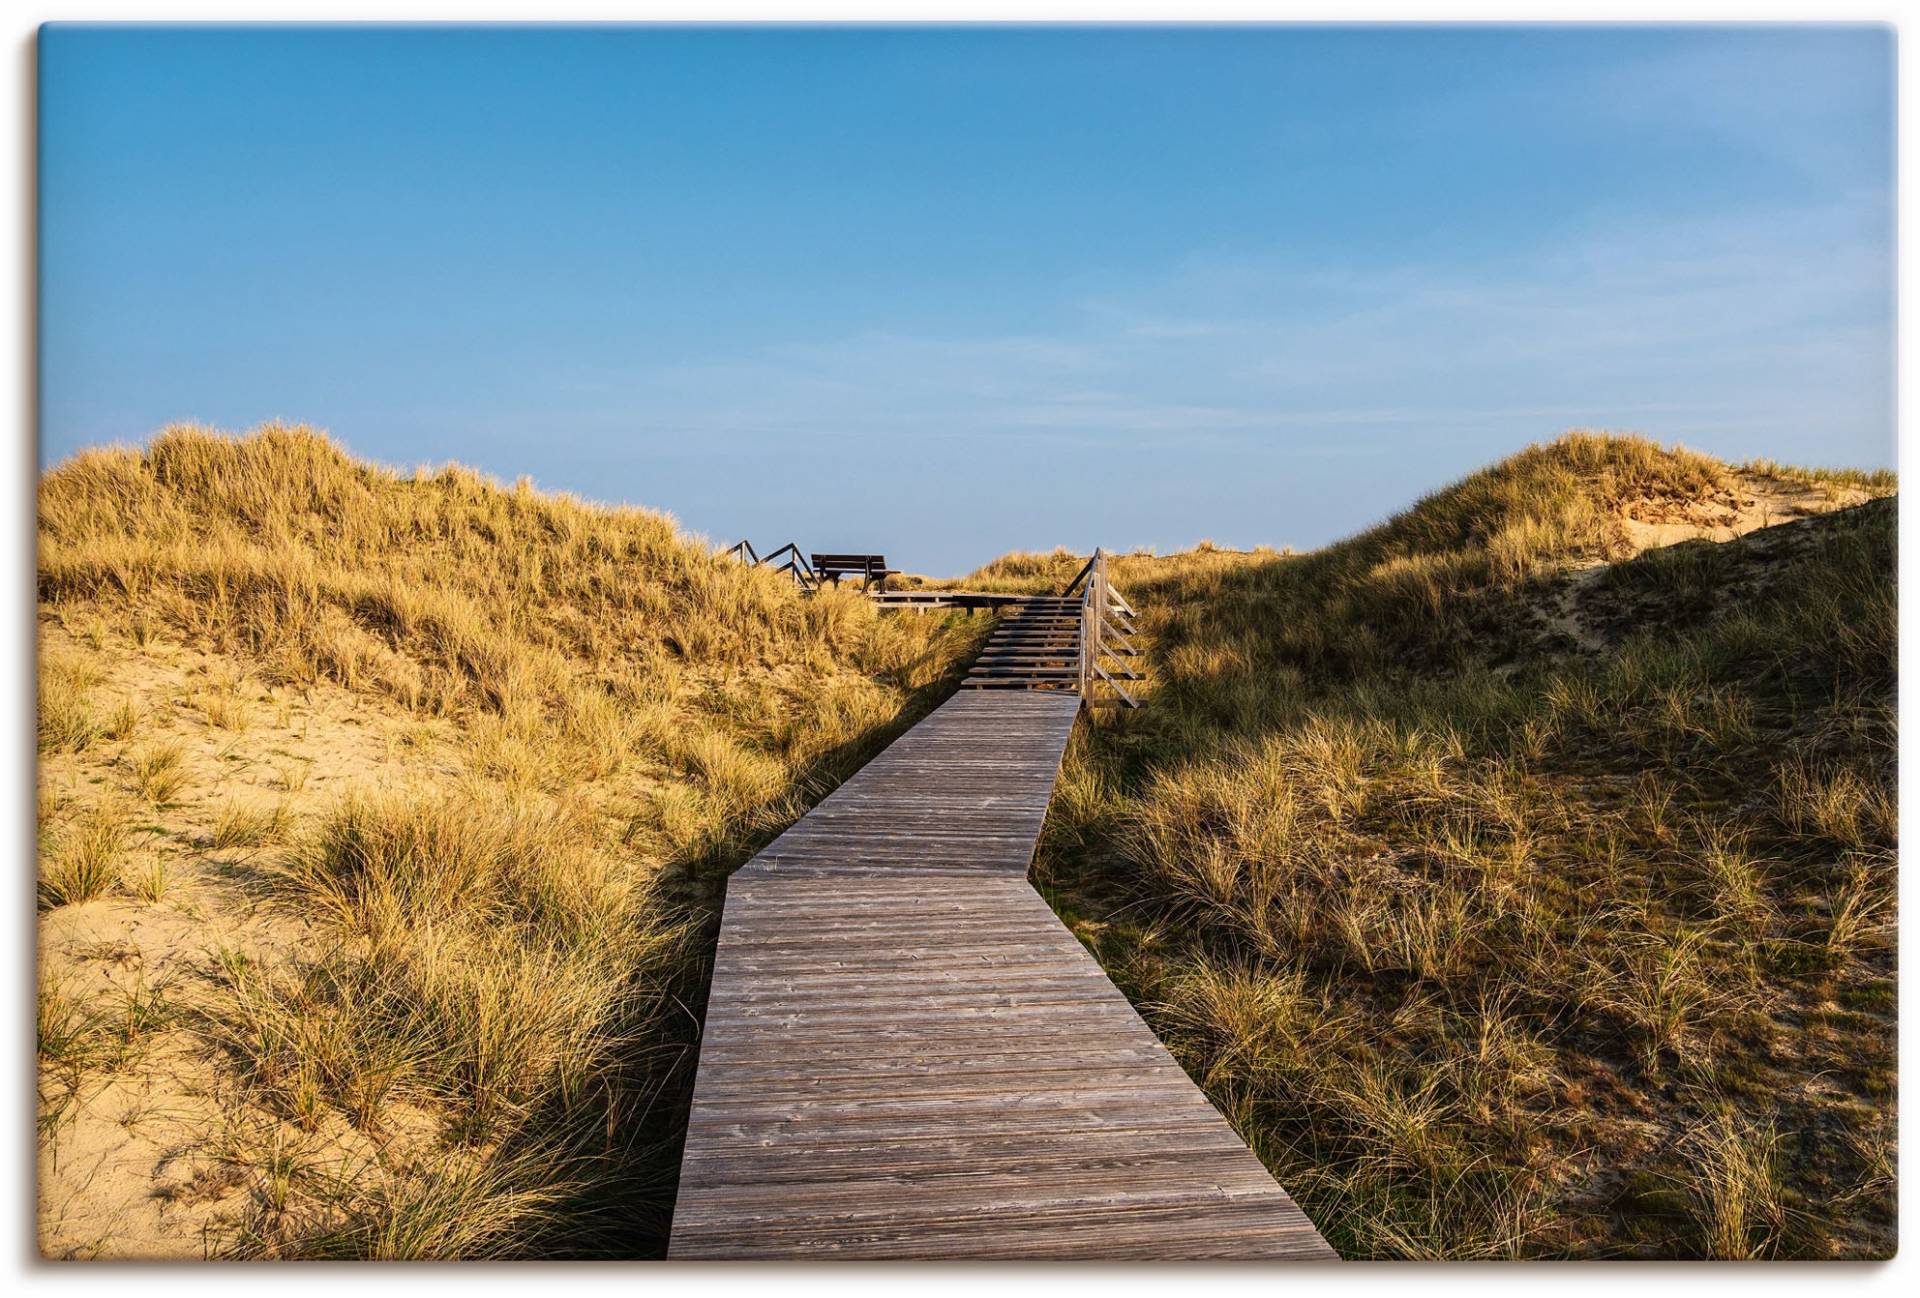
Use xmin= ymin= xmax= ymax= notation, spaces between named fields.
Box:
xmin=40 ymin=24 xmax=1894 ymax=574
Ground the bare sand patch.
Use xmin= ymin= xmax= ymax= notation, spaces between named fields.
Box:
xmin=1615 ymin=471 xmax=1869 ymax=555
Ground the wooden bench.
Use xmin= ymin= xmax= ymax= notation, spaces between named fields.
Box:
xmin=810 ymin=553 xmax=900 ymax=592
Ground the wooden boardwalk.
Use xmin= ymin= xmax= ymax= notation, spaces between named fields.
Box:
xmin=669 ymin=688 xmax=1334 ymax=1260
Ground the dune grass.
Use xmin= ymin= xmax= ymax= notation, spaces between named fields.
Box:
xmin=38 ymin=425 xmax=1894 ymax=1259
xmin=39 ymin=801 xmax=129 ymax=910
xmin=986 ymin=434 xmax=1895 ymax=1258
xmin=37 ymin=424 xmax=987 ymax=1257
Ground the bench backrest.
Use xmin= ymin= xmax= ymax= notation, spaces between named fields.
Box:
xmin=811 ymin=554 xmax=889 ymax=573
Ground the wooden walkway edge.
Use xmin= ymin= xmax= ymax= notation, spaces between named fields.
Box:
xmin=668 ymin=690 xmax=1335 ymax=1259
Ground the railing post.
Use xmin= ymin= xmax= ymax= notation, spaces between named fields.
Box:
xmin=1078 ymin=558 xmax=1090 ymax=701
xmin=1081 ymin=548 xmax=1105 ymax=706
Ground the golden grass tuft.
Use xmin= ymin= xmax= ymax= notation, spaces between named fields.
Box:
xmin=126 ymin=741 xmax=190 ymax=805
xmin=40 ymin=802 xmax=128 ymax=909
xmin=39 ymin=656 xmax=107 ymax=753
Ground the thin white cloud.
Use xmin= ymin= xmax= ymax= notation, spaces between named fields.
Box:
xmin=542 ymin=197 xmax=1888 ymax=478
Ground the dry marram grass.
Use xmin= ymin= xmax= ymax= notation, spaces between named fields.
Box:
xmin=37 ymin=425 xmax=1893 ymax=1259
xmin=37 ymin=424 xmax=985 ymax=1258
xmin=974 ymin=433 xmax=1895 ymax=1258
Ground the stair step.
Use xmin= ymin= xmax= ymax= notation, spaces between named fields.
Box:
xmin=969 ymin=662 xmax=1082 ymax=671
xmin=959 ymin=679 xmax=1078 ymax=690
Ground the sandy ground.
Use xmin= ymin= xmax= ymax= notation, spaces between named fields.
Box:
xmin=1615 ymin=471 xmax=1869 ymax=553
xmin=36 ymin=620 xmax=459 ymax=1258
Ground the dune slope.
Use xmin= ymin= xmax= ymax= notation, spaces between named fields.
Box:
xmin=999 ymin=434 xmax=1895 ymax=1259
xmin=36 ymin=425 xmax=984 ymax=1258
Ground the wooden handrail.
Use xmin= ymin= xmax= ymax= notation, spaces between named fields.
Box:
xmin=1061 ymin=554 xmax=1097 ymax=599
xmin=1076 ymin=549 xmax=1140 ymax=709
xmin=726 ymin=539 xmax=818 ymax=591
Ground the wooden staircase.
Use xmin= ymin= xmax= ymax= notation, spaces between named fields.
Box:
xmin=727 ymin=539 xmax=1146 ymax=708
xmin=960 ymin=549 xmax=1142 ymax=708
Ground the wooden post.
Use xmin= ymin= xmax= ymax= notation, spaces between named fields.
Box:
xmin=1081 ymin=548 xmax=1105 ymax=706
xmin=1078 ymin=560 xmax=1088 ymax=701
